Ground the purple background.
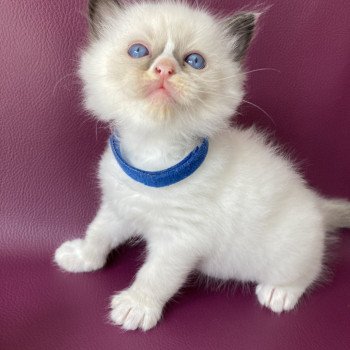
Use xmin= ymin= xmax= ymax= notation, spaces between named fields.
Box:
xmin=1 ymin=0 xmax=349 ymax=349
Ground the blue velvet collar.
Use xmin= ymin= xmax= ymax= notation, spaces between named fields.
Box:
xmin=109 ymin=135 xmax=209 ymax=188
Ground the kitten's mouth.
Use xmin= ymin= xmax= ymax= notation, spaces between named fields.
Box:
xmin=146 ymin=80 xmax=176 ymax=103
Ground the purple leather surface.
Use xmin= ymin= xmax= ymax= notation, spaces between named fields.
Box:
xmin=1 ymin=0 xmax=350 ymax=349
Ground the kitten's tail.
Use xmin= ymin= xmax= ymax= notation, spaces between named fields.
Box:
xmin=319 ymin=197 xmax=350 ymax=232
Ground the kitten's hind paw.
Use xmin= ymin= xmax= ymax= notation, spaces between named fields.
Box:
xmin=256 ymin=284 xmax=305 ymax=313
xmin=54 ymin=239 xmax=105 ymax=273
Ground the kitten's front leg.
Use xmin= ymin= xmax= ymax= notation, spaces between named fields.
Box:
xmin=110 ymin=242 xmax=198 ymax=331
xmin=54 ymin=202 xmax=130 ymax=273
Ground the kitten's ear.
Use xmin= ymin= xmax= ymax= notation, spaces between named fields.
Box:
xmin=224 ymin=12 xmax=260 ymax=62
xmin=88 ymin=0 xmax=123 ymax=38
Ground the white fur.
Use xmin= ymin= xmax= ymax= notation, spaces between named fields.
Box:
xmin=54 ymin=1 xmax=350 ymax=331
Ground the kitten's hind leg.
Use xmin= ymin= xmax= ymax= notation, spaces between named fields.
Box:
xmin=255 ymin=212 xmax=325 ymax=313
xmin=255 ymin=264 xmax=322 ymax=313
xmin=255 ymin=284 xmax=307 ymax=313
xmin=255 ymin=256 xmax=322 ymax=313
xmin=54 ymin=203 xmax=130 ymax=273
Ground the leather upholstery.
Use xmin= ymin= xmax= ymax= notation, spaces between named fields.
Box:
xmin=1 ymin=0 xmax=349 ymax=349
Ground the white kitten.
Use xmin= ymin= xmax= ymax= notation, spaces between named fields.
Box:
xmin=54 ymin=0 xmax=350 ymax=331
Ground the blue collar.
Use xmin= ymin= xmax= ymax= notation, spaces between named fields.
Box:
xmin=109 ymin=135 xmax=209 ymax=188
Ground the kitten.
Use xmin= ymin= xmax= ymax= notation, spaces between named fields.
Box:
xmin=54 ymin=0 xmax=350 ymax=331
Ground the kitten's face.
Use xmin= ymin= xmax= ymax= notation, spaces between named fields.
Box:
xmin=80 ymin=1 xmax=256 ymax=137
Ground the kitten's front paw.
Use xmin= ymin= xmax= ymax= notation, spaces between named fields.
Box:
xmin=256 ymin=284 xmax=304 ymax=313
xmin=110 ymin=289 xmax=162 ymax=331
xmin=54 ymin=239 xmax=105 ymax=273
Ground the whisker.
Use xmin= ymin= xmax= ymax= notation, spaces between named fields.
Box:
xmin=52 ymin=73 xmax=79 ymax=96
xmin=241 ymin=99 xmax=276 ymax=126
xmin=190 ymin=87 xmax=275 ymax=126
xmin=200 ymin=68 xmax=281 ymax=83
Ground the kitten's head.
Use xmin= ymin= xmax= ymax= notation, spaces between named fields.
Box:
xmin=80 ymin=0 xmax=258 ymax=138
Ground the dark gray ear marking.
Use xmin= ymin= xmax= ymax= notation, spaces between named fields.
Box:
xmin=88 ymin=0 xmax=122 ymax=37
xmin=225 ymin=12 xmax=258 ymax=61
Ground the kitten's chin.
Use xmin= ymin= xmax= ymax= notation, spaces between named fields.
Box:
xmin=143 ymin=101 xmax=176 ymax=122
xmin=142 ymin=94 xmax=180 ymax=122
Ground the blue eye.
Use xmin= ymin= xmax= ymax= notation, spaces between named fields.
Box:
xmin=128 ymin=43 xmax=149 ymax=58
xmin=184 ymin=53 xmax=206 ymax=70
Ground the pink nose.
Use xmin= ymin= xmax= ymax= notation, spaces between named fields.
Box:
xmin=155 ymin=60 xmax=175 ymax=78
